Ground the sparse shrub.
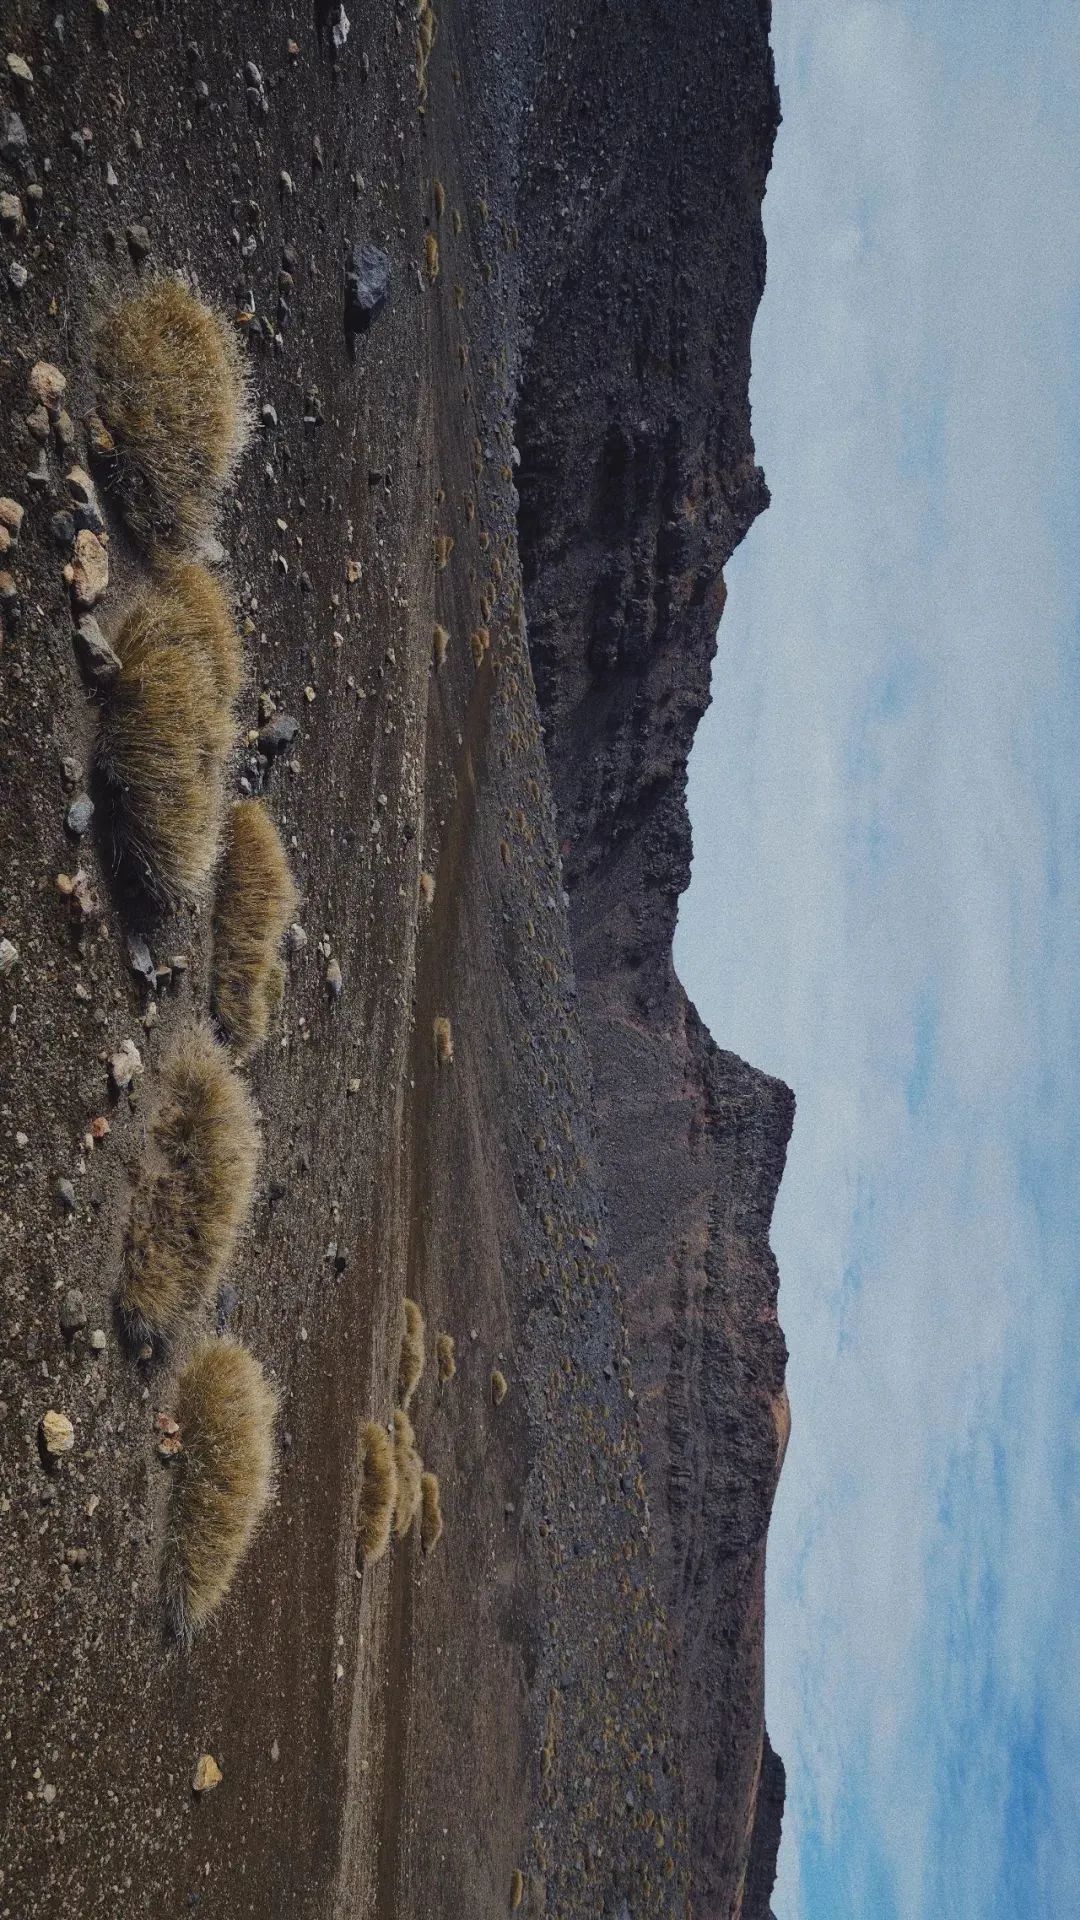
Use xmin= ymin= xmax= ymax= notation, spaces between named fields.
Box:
xmin=398 ymin=1297 xmax=426 ymax=1408
xmin=436 ymin=1332 xmax=456 ymax=1382
xmin=433 ymin=622 xmax=449 ymax=667
xmin=358 ymin=1421 xmax=397 ymax=1563
xmin=420 ymin=1470 xmax=443 ymax=1554
xmin=425 ymin=233 xmax=440 ymax=282
xmin=433 ymin=1015 xmax=454 ymax=1065
xmin=162 ymin=1337 xmax=277 ymax=1646
xmin=95 ymin=569 xmax=240 ymax=903
xmin=211 ymin=800 xmax=298 ymax=1059
xmin=94 ymin=277 xmax=251 ymax=551
xmin=510 ymin=1868 xmax=524 ymax=1911
xmin=491 ymin=1368 xmax=508 ymax=1406
xmin=117 ymin=1026 xmax=259 ymax=1358
xmin=393 ymin=1408 xmax=423 ymax=1536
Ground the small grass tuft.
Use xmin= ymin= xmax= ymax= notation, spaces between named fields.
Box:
xmin=94 ymin=277 xmax=251 ymax=551
xmin=419 ymin=869 xmax=436 ymax=907
xmin=491 ymin=1368 xmax=508 ymax=1406
xmin=392 ymin=1408 xmax=424 ymax=1537
xmin=510 ymin=1868 xmax=525 ymax=1911
xmin=434 ymin=533 xmax=454 ymax=570
xmin=435 ymin=1332 xmax=456 ymax=1382
xmin=433 ymin=1015 xmax=454 ymax=1065
xmin=117 ymin=1026 xmax=259 ymax=1359
xmin=425 ymin=232 xmax=440 ymax=282
xmin=211 ymin=800 xmax=298 ymax=1060
xmin=420 ymin=1470 xmax=443 ymax=1554
xmin=398 ymin=1297 xmax=426 ymax=1408
xmin=358 ymin=1421 xmax=397 ymax=1563
xmin=162 ymin=1337 xmax=277 ymax=1646
xmin=96 ymin=569 xmax=240 ymax=904
xmin=432 ymin=622 xmax=449 ymax=667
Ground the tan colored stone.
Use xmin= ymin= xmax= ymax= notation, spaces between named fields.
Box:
xmin=40 ymin=1410 xmax=74 ymax=1456
xmin=192 ymin=1754 xmax=222 ymax=1794
xmin=66 ymin=529 xmax=108 ymax=609
xmin=28 ymin=359 xmax=66 ymax=412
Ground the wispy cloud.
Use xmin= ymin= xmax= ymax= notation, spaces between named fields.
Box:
xmin=676 ymin=3 xmax=1080 ymax=1914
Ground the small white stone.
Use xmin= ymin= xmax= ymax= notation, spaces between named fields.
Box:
xmin=109 ymin=1038 xmax=143 ymax=1089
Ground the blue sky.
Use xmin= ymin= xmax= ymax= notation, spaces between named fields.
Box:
xmin=675 ymin=3 xmax=1080 ymax=1914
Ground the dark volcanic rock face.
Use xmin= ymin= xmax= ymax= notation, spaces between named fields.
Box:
xmin=516 ymin=3 xmax=791 ymax=1913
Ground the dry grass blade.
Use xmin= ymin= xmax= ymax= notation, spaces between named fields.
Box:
xmin=117 ymin=1026 xmax=259 ymax=1358
xmin=96 ymin=569 xmax=240 ymax=904
xmin=420 ymin=1470 xmax=443 ymax=1554
xmin=392 ymin=1409 xmax=424 ymax=1537
xmin=162 ymin=1337 xmax=277 ymax=1646
xmin=398 ymin=1297 xmax=426 ymax=1408
xmin=95 ymin=277 xmax=251 ymax=550
xmin=358 ymin=1421 xmax=397 ymax=1563
xmin=211 ymin=800 xmax=298 ymax=1059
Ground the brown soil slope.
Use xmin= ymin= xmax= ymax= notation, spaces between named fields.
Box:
xmin=0 ymin=3 xmax=787 ymax=1918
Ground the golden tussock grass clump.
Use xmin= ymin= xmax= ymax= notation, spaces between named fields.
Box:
xmin=491 ymin=1368 xmax=508 ymax=1406
xmin=211 ymin=800 xmax=298 ymax=1059
xmin=435 ymin=1332 xmax=456 ymax=1382
xmin=94 ymin=277 xmax=251 ymax=551
xmin=156 ymin=558 xmax=245 ymax=705
xmin=162 ymin=1337 xmax=277 ymax=1646
xmin=96 ymin=570 xmax=240 ymax=903
xmin=358 ymin=1421 xmax=397 ymax=1564
xmin=392 ymin=1409 xmax=424 ymax=1537
xmin=433 ymin=1015 xmax=454 ymax=1065
xmin=432 ymin=622 xmax=449 ymax=667
xmin=117 ymin=1026 xmax=259 ymax=1358
xmin=425 ymin=232 xmax=440 ymax=282
xmin=510 ymin=1868 xmax=525 ymax=1911
xmin=415 ymin=0 xmax=437 ymax=102
xmin=420 ymin=1470 xmax=443 ymax=1554
xmin=398 ymin=1297 xmax=426 ymax=1408
xmin=419 ymin=869 xmax=436 ymax=907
